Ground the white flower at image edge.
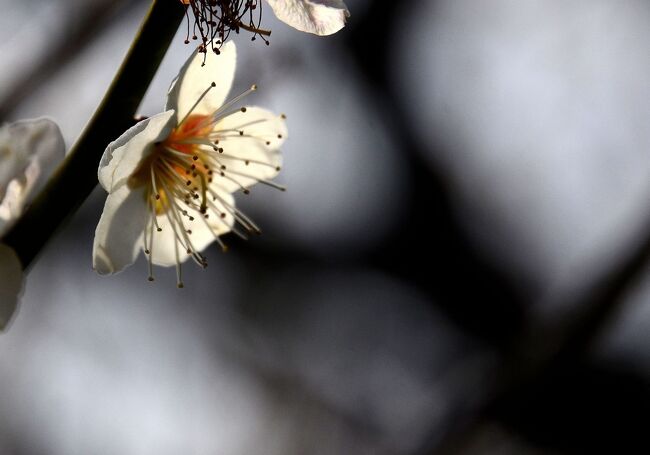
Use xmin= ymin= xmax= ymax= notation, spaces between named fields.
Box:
xmin=181 ymin=0 xmax=350 ymax=36
xmin=264 ymin=0 xmax=350 ymax=35
xmin=0 ymin=118 xmax=65 ymax=330
xmin=93 ymin=41 xmax=287 ymax=287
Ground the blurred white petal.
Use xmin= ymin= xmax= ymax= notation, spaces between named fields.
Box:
xmin=0 ymin=118 xmax=65 ymax=236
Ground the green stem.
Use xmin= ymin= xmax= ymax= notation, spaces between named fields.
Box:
xmin=4 ymin=0 xmax=185 ymax=269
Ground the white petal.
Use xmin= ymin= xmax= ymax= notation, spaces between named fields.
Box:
xmin=266 ymin=0 xmax=349 ymax=35
xmin=93 ymin=184 xmax=147 ymax=275
xmin=212 ymin=107 xmax=286 ymax=193
xmin=0 ymin=243 xmax=23 ymax=331
xmin=0 ymin=118 xmax=64 ymax=193
xmin=0 ymin=118 xmax=65 ymax=235
xmin=0 ymin=159 xmax=40 ymax=237
xmin=98 ymin=111 xmax=176 ymax=192
xmin=149 ymin=192 xmax=235 ymax=267
xmin=165 ymin=42 xmax=237 ymax=121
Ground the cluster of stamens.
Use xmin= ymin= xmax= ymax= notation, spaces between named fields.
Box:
xmin=132 ymin=82 xmax=285 ymax=287
xmin=180 ymin=0 xmax=271 ymax=57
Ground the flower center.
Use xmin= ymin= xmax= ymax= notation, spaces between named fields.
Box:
xmin=131 ymin=83 xmax=285 ymax=288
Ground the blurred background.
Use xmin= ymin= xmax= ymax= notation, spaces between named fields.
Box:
xmin=1 ymin=0 xmax=650 ymax=453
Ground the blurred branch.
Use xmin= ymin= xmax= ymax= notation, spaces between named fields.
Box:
xmin=4 ymin=0 xmax=184 ymax=269
xmin=344 ymin=0 xmax=525 ymax=348
xmin=0 ymin=0 xmax=139 ymax=121
xmin=424 ymin=210 xmax=650 ymax=454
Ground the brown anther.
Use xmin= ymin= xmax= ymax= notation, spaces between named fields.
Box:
xmin=182 ymin=1 xmax=270 ymax=64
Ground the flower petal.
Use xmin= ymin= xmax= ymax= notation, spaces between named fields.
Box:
xmin=149 ymin=191 xmax=235 ymax=267
xmin=0 ymin=243 xmax=23 ymax=331
xmin=0 ymin=118 xmax=65 ymax=236
xmin=98 ymin=110 xmax=176 ymax=192
xmin=165 ymin=42 xmax=237 ymax=121
xmin=265 ymin=0 xmax=349 ymax=35
xmin=93 ymin=184 xmax=147 ymax=275
xmin=212 ymin=107 xmax=286 ymax=193
xmin=0 ymin=118 xmax=64 ymax=193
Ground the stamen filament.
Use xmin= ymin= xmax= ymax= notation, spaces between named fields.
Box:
xmin=178 ymin=82 xmax=216 ymax=127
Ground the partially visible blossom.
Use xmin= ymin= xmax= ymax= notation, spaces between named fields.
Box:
xmin=180 ymin=0 xmax=349 ymax=52
xmin=0 ymin=118 xmax=65 ymax=330
xmin=265 ymin=0 xmax=349 ymax=35
xmin=93 ymin=41 xmax=286 ymax=287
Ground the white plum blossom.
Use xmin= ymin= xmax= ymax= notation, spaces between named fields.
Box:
xmin=0 ymin=118 xmax=65 ymax=330
xmin=93 ymin=41 xmax=286 ymax=287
